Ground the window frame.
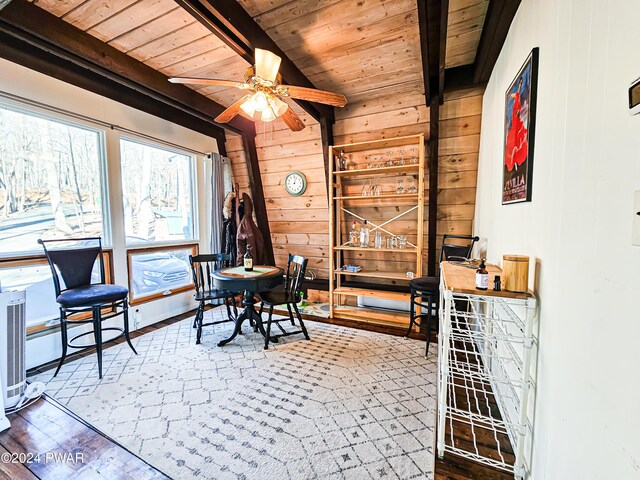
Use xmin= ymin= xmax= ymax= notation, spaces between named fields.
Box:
xmin=118 ymin=135 xmax=199 ymax=248
xmin=0 ymin=250 xmax=115 ymax=336
xmin=126 ymin=243 xmax=198 ymax=306
xmin=0 ymin=98 xmax=112 ymax=257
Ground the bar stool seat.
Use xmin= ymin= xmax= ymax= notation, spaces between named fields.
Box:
xmin=405 ymin=234 xmax=479 ymax=357
xmin=409 ymin=276 xmax=439 ymax=292
xmin=57 ymin=284 xmax=128 ymax=308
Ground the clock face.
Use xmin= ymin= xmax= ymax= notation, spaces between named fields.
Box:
xmin=285 ymin=171 xmax=306 ymax=196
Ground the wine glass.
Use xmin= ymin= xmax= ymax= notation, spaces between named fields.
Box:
xmin=362 ymin=180 xmax=370 ymax=196
xmin=410 ymin=147 xmax=418 ymax=164
xmin=396 ymin=179 xmax=405 ymax=194
xmin=386 ymin=151 xmax=393 ymax=167
xmin=398 ymin=150 xmax=405 ymax=166
xmin=373 ymin=179 xmax=381 ymax=196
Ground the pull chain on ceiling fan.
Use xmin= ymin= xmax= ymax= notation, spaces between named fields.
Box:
xmin=169 ymin=48 xmax=347 ymax=132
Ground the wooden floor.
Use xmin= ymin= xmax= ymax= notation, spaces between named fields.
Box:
xmin=3 ymin=306 xmax=512 ymax=480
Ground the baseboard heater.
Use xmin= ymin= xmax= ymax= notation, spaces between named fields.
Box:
xmin=357 ymin=296 xmax=410 ymax=312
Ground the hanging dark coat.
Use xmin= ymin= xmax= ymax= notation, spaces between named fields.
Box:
xmin=236 ymin=193 xmax=266 ymax=265
xmin=221 ymin=191 xmax=236 ymax=266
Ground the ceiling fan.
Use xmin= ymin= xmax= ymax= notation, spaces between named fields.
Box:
xmin=169 ymin=49 xmax=347 ymax=132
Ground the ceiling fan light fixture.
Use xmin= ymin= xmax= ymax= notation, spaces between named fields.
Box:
xmin=252 ymin=91 xmax=269 ymax=112
xmin=255 ymin=48 xmax=282 ymax=83
xmin=261 ymin=106 xmax=276 ymax=122
xmin=269 ymin=96 xmax=288 ymax=117
xmin=239 ymin=96 xmax=256 ymax=118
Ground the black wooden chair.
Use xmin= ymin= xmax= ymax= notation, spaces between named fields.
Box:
xmin=189 ymin=253 xmax=238 ymax=345
xmin=259 ymin=254 xmax=310 ymax=350
xmin=406 ymin=234 xmax=479 ymax=356
xmin=39 ymin=237 xmax=137 ymax=379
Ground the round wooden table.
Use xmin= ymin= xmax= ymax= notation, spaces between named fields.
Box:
xmin=211 ymin=265 xmax=283 ymax=347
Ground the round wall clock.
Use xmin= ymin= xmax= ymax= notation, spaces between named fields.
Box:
xmin=284 ymin=170 xmax=307 ymax=196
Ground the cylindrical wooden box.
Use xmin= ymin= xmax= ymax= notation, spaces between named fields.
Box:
xmin=503 ymin=255 xmax=529 ymax=293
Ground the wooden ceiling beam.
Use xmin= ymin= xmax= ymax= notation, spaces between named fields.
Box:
xmin=174 ymin=0 xmax=332 ymax=123
xmin=241 ymin=126 xmax=275 ymax=265
xmin=0 ymin=0 xmax=252 ymax=136
xmin=473 ymin=0 xmax=522 ymax=84
xmin=0 ymin=31 xmax=227 ymax=142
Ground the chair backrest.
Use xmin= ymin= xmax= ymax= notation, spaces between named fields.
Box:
xmin=437 ymin=234 xmax=480 ymax=273
xmin=189 ymin=253 xmax=232 ymax=294
xmin=284 ymin=254 xmax=308 ymax=301
xmin=38 ymin=237 xmax=105 ymax=296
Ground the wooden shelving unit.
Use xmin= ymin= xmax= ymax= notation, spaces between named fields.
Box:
xmin=329 ymin=134 xmax=425 ymax=327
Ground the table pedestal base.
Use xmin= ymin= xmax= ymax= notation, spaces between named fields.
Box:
xmin=218 ymin=289 xmax=277 ymax=347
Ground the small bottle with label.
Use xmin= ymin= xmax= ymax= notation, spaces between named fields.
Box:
xmin=359 ymin=220 xmax=370 ymax=248
xmin=349 ymin=221 xmax=359 ymax=246
xmin=244 ymin=244 xmax=253 ymax=271
xmin=476 ymin=258 xmax=488 ymax=290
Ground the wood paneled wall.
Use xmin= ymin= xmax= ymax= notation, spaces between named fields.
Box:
xmin=227 ymin=85 xmax=482 ymax=280
xmin=226 ymin=107 xmax=330 ymax=277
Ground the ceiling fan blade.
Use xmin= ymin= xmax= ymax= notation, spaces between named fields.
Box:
xmin=255 ymin=48 xmax=282 ymax=82
xmin=285 ymin=86 xmax=347 ymax=107
xmin=214 ymin=96 xmax=250 ymax=123
xmin=281 ymin=107 xmax=306 ymax=131
xmin=169 ymin=77 xmax=248 ymax=89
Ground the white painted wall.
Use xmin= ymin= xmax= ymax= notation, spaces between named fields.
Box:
xmin=474 ymin=0 xmax=640 ymax=478
xmin=0 ymin=59 xmax=220 ymax=369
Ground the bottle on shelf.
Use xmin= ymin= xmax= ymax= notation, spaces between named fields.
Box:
xmin=244 ymin=244 xmax=253 ymax=272
xmin=349 ymin=221 xmax=359 ymax=246
xmin=359 ymin=220 xmax=370 ymax=248
xmin=336 ymin=149 xmax=348 ymax=171
xmin=475 ymin=258 xmax=488 ymax=290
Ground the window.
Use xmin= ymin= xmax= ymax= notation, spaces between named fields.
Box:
xmin=120 ymin=138 xmax=196 ymax=245
xmin=0 ymin=252 xmax=113 ymax=331
xmin=0 ymin=104 xmax=109 ymax=256
xmin=127 ymin=245 xmax=196 ymax=305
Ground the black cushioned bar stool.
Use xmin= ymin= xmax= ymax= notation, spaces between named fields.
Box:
xmin=406 ymin=234 xmax=479 ymax=356
xmin=39 ymin=237 xmax=137 ymax=379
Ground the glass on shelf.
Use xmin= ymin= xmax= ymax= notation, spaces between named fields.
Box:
xmin=398 ymin=150 xmax=405 ymax=166
xmin=366 ymin=155 xmax=374 ymax=169
xmin=361 ymin=180 xmax=370 ymax=196
xmin=407 ymin=178 xmax=417 ymax=193
xmin=373 ymin=179 xmax=381 ymax=196
xmin=406 ymin=271 xmax=415 ymax=278
xmin=374 ymin=230 xmax=383 ymax=249
xmin=390 ymin=235 xmax=398 ymax=249
xmin=410 ymin=147 xmax=418 ymax=164
xmin=386 ymin=151 xmax=393 ymax=167
xmin=396 ymin=179 xmax=405 ymax=194
xmin=398 ymin=235 xmax=407 ymax=249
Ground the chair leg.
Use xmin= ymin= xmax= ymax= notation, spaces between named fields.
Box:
xmin=425 ymin=299 xmax=432 ymax=357
xmin=224 ymin=296 xmax=233 ymax=321
xmin=196 ymin=302 xmax=204 ymax=345
xmin=53 ymin=311 xmax=68 ymax=377
xmin=92 ymin=307 xmax=103 ymax=379
xmin=286 ymin=303 xmax=295 ymax=326
xmin=424 ymin=295 xmax=437 ymax=358
xmin=405 ymin=291 xmax=416 ymax=338
xmin=264 ymin=305 xmax=274 ymax=350
xmin=293 ymin=302 xmax=310 ymax=340
xmin=123 ymin=299 xmax=137 ymax=355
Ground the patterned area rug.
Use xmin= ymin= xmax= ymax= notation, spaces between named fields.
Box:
xmin=32 ymin=308 xmax=437 ymax=479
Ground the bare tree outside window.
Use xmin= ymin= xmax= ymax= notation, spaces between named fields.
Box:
xmin=120 ymin=139 xmax=195 ymax=244
xmin=0 ymin=106 xmax=106 ymax=255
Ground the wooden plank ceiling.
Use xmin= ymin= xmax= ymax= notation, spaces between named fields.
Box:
xmin=33 ymin=0 xmax=487 ymax=115
xmin=31 ymin=0 xmax=490 ymax=279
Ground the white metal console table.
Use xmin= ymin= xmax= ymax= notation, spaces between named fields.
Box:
xmin=437 ymin=261 xmax=537 ymax=479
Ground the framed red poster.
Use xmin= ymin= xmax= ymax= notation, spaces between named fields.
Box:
xmin=502 ymin=48 xmax=539 ymax=204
